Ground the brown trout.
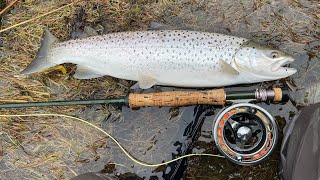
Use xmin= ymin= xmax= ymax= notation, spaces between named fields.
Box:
xmin=21 ymin=29 xmax=296 ymax=88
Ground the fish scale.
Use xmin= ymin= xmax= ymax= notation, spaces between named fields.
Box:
xmin=21 ymin=29 xmax=296 ymax=88
xmin=54 ymin=31 xmax=247 ymax=75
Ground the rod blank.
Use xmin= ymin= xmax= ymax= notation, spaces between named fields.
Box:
xmin=0 ymin=98 xmax=127 ymax=108
xmin=0 ymin=88 xmax=285 ymax=109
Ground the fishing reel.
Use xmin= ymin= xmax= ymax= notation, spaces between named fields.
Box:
xmin=212 ymin=103 xmax=278 ymax=166
xmin=0 ymin=86 xmax=287 ymax=166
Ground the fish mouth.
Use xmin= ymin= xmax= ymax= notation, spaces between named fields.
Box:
xmin=271 ymin=59 xmax=296 ymax=74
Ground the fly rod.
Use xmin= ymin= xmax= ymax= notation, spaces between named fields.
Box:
xmin=0 ymin=88 xmax=288 ymax=109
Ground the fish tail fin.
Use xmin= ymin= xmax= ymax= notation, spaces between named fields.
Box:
xmin=21 ymin=28 xmax=59 ymax=74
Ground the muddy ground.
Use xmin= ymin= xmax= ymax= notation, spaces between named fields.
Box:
xmin=0 ymin=0 xmax=319 ymax=179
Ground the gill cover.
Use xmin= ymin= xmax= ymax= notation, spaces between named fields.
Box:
xmin=234 ymin=41 xmax=296 ymax=80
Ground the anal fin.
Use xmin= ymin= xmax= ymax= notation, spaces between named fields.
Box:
xmin=73 ymin=65 xmax=104 ymax=79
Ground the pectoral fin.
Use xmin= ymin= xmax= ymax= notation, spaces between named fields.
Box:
xmin=73 ymin=65 xmax=104 ymax=79
xmin=219 ymin=59 xmax=239 ymax=75
xmin=138 ymin=73 xmax=157 ymax=89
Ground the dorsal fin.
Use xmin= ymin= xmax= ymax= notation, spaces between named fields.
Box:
xmin=148 ymin=22 xmax=177 ymax=30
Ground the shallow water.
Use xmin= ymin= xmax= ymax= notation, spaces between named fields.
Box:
xmin=1 ymin=0 xmax=319 ymax=179
xmin=86 ymin=0 xmax=320 ymax=179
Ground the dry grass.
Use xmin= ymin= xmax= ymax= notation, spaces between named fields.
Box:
xmin=0 ymin=0 xmax=178 ymax=179
xmin=0 ymin=0 xmax=319 ymax=179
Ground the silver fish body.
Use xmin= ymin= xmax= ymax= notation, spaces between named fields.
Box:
xmin=22 ymin=29 xmax=297 ymax=89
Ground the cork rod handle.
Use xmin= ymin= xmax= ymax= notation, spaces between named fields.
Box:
xmin=128 ymin=89 xmax=226 ymax=108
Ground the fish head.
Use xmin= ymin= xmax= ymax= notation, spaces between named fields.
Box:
xmin=234 ymin=41 xmax=297 ymax=80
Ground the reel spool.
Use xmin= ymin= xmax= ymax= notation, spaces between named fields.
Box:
xmin=213 ymin=103 xmax=278 ymax=166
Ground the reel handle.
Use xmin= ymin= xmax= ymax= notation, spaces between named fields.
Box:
xmin=128 ymin=89 xmax=226 ymax=108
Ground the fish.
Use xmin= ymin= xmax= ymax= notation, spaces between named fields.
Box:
xmin=21 ymin=28 xmax=297 ymax=89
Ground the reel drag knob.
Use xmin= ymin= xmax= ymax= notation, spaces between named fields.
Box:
xmin=212 ymin=103 xmax=278 ymax=166
xmin=237 ymin=126 xmax=252 ymax=142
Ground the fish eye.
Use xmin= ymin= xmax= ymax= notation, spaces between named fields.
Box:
xmin=271 ymin=52 xmax=278 ymax=59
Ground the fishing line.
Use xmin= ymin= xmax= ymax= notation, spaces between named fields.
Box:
xmin=0 ymin=113 xmax=224 ymax=167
